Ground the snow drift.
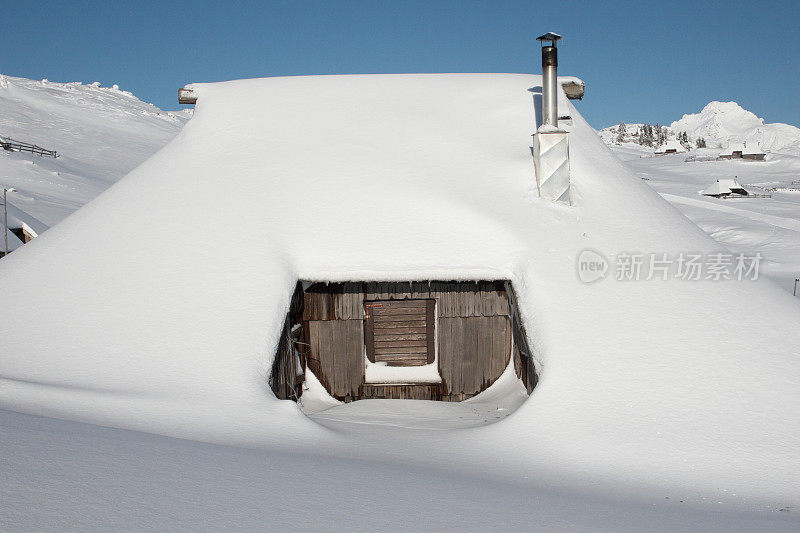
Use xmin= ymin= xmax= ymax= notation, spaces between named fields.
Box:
xmin=1 ymin=74 xmax=799 ymax=514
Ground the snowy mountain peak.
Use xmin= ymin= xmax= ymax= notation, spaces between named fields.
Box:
xmin=698 ymin=100 xmax=758 ymax=117
xmin=601 ymin=101 xmax=800 ymax=155
xmin=670 ymin=101 xmax=765 ymax=142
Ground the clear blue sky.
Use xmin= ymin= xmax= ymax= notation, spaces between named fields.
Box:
xmin=3 ymin=0 xmax=799 ymax=128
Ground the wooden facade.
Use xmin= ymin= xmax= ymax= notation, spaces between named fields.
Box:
xmin=270 ymin=281 xmax=538 ymax=403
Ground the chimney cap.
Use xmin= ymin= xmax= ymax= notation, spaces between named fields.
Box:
xmin=536 ymin=32 xmax=562 ymax=45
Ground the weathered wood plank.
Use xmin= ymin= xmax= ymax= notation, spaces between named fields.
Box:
xmin=345 ymin=319 xmax=364 ymax=398
xmin=426 ymin=299 xmax=435 ymax=364
xmin=369 ymin=299 xmax=426 ymax=309
xmin=373 ymin=307 xmax=427 ymax=316
xmin=374 ymin=340 xmax=428 ymax=349
xmin=490 ymin=316 xmax=511 ymax=382
xmin=463 ymin=317 xmax=479 ymax=395
xmin=372 ymin=332 xmax=427 ymax=341
xmin=364 ymin=307 xmax=375 ymax=363
xmin=460 ymin=281 xmax=478 ymax=317
xmin=360 ymin=384 xmax=441 ymax=400
xmin=330 ymin=320 xmax=344 ymax=397
xmin=374 ymin=344 xmax=428 ymax=353
xmin=437 ymin=317 xmax=452 ymax=394
xmin=374 ymin=355 xmax=427 ymax=364
xmin=449 ymin=316 xmax=465 ymax=394
xmin=372 ymin=316 xmax=426 ymax=324
xmin=373 ymin=324 xmax=427 ymax=333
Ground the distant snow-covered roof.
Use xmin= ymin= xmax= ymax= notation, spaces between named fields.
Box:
xmin=654 ymin=140 xmax=685 ymax=153
xmin=743 ymin=143 xmax=766 ymax=155
xmin=720 ymin=142 xmax=746 ymax=156
xmin=701 ymin=178 xmax=746 ymax=196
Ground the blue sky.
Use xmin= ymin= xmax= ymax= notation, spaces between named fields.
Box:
xmin=3 ymin=0 xmax=799 ymax=128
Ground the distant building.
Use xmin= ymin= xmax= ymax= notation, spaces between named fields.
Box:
xmin=719 ymin=143 xmax=745 ymax=159
xmin=701 ymin=178 xmax=749 ymax=198
xmin=719 ymin=142 xmax=766 ymax=161
xmin=742 ymin=144 xmax=767 ymax=161
xmin=654 ymin=140 xmax=686 ymax=155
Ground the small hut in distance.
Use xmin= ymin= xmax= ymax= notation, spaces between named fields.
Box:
xmin=719 ymin=142 xmax=766 ymax=161
xmin=701 ymin=177 xmax=749 ymax=198
xmin=654 ymin=140 xmax=686 ymax=155
xmin=743 ymin=144 xmax=767 ymax=161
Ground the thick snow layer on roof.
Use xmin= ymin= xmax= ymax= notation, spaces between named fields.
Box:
xmin=701 ymin=178 xmax=744 ymax=196
xmin=1 ymin=74 xmax=799 ymax=514
xmin=743 ymin=143 xmax=766 ymax=155
xmin=655 ymin=139 xmax=685 ymax=153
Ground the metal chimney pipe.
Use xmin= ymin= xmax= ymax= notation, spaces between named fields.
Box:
xmin=537 ymin=32 xmax=562 ymax=128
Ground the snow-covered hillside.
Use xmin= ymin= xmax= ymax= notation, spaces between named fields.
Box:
xmin=600 ymin=101 xmax=800 ymax=155
xmin=0 ymin=74 xmax=188 ymax=249
xmin=611 ymin=143 xmax=800 ymax=293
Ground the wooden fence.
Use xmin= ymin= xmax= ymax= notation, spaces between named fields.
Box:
xmin=1 ymin=137 xmax=58 ymax=158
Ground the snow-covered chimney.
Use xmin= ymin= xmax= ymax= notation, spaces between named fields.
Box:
xmin=537 ymin=32 xmax=561 ymax=128
xmin=532 ymin=31 xmax=571 ymax=205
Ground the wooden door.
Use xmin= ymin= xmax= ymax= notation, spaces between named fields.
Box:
xmin=364 ymin=299 xmax=435 ymax=366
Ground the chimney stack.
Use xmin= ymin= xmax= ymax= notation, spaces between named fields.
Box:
xmin=532 ymin=31 xmax=572 ymax=205
xmin=537 ymin=32 xmax=562 ymax=128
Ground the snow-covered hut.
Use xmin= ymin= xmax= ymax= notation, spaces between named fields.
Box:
xmin=742 ymin=144 xmax=767 ymax=161
xmin=1 ymin=74 xmax=800 ymax=510
xmin=1 ymin=202 xmax=49 ymax=254
xmin=653 ymin=140 xmax=685 ymax=155
xmin=701 ymin=177 xmax=749 ymax=197
xmin=719 ymin=142 xmax=745 ymax=159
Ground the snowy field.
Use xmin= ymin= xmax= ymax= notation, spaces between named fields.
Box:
xmin=611 ymin=144 xmax=800 ymax=293
xmin=2 ymin=74 xmax=800 ymax=531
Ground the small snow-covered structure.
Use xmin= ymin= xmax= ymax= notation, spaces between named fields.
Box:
xmin=6 ymin=203 xmax=48 ymax=244
xmin=0 ymin=202 xmax=49 ymax=254
xmin=742 ymin=143 xmax=767 ymax=160
xmin=719 ymin=142 xmax=745 ymax=159
xmin=654 ymin=140 xmax=686 ymax=155
xmin=701 ymin=177 xmax=749 ymax=197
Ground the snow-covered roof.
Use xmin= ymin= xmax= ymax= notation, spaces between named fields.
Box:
xmin=654 ymin=140 xmax=685 ymax=153
xmin=743 ymin=143 xmax=766 ymax=155
xmin=720 ymin=142 xmax=746 ymax=156
xmin=701 ymin=178 xmax=745 ymax=196
xmin=1 ymin=74 xmax=799 ymax=508
xmin=0 ymin=202 xmax=49 ymax=252
xmin=5 ymin=202 xmax=48 ymax=236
